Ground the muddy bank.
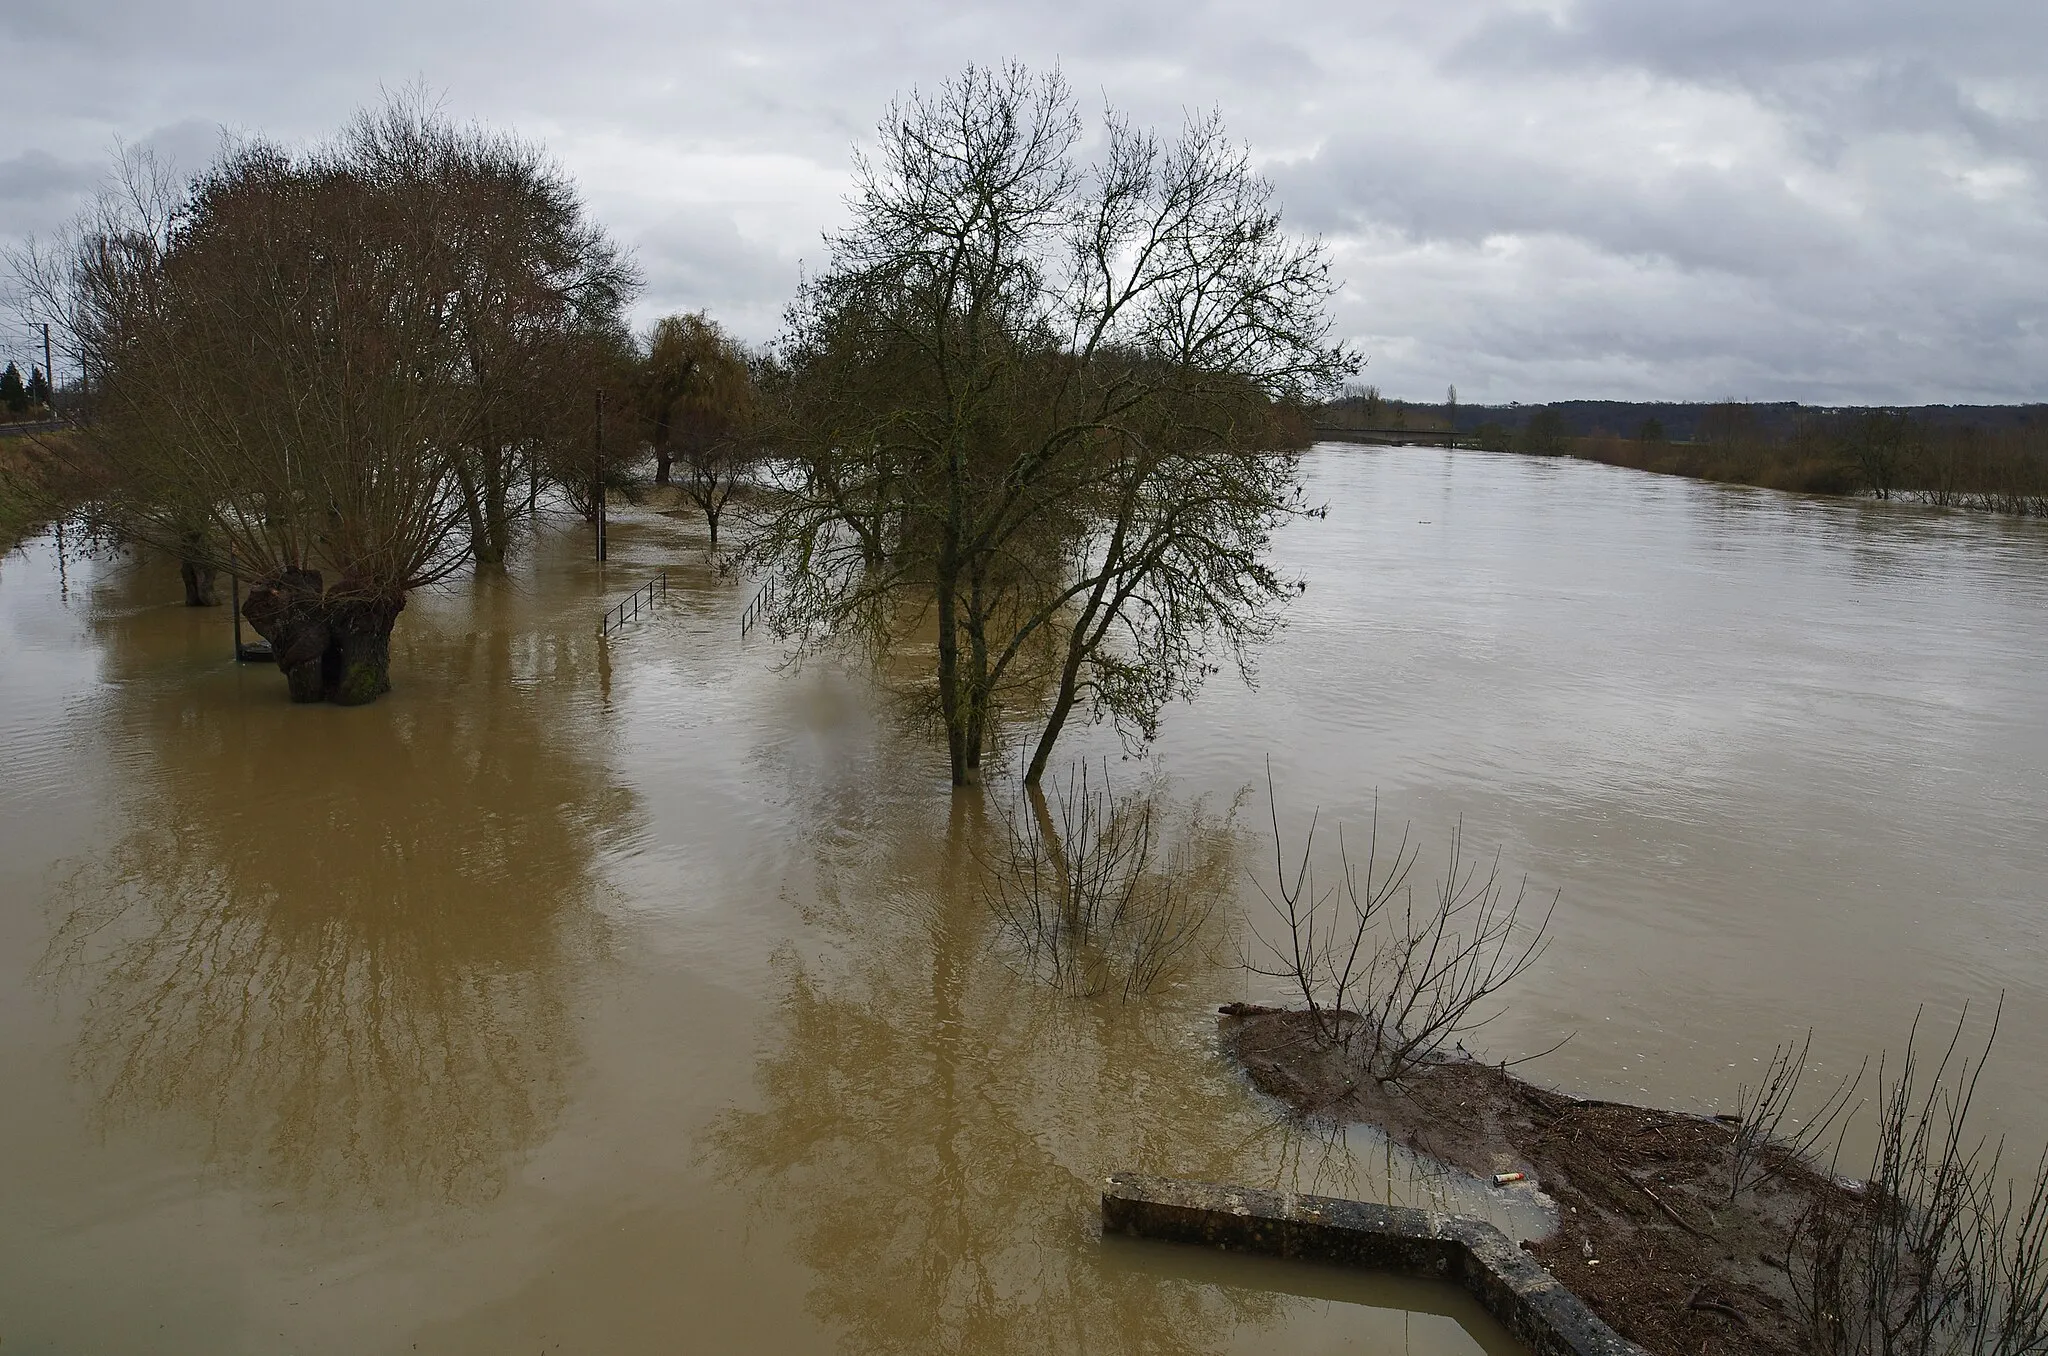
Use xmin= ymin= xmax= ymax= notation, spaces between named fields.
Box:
xmin=1222 ymin=1006 xmax=1857 ymax=1356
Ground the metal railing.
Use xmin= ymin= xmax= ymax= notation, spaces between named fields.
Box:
xmin=740 ymin=576 xmax=776 ymax=638
xmin=599 ymin=571 xmax=669 ymax=638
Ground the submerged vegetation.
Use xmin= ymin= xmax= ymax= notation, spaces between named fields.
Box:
xmin=1245 ymin=783 xmax=1555 ymax=1083
xmin=1228 ymin=790 xmax=2048 ymax=1356
xmin=1322 ymin=391 xmax=2048 ymax=513
xmin=741 ymin=63 xmax=1353 ymax=786
xmin=1567 ymin=409 xmax=2048 ymax=513
xmin=11 ymin=95 xmax=637 ymax=701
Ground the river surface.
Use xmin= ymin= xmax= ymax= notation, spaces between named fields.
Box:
xmin=3 ymin=444 xmax=2046 ymax=1354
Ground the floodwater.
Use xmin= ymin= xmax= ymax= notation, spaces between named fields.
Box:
xmin=2 ymin=444 xmax=2045 ymax=1353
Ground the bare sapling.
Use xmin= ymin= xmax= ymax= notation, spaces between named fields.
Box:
xmin=1789 ymin=998 xmax=2048 ymax=1356
xmin=1246 ymin=775 xmax=1555 ymax=1082
xmin=981 ymin=762 xmax=1227 ymax=1000
xmin=1726 ymin=1028 xmax=1866 ymax=1203
xmin=1245 ymin=775 xmax=1418 ymax=1047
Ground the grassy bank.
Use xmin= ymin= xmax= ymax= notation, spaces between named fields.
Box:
xmin=0 ymin=430 xmax=86 ymax=549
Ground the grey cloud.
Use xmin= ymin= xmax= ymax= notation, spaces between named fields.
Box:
xmin=6 ymin=0 xmax=2045 ymax=402
xmin=1448 ymin=0 xmax=2048 ymax=84
xmin=1272 ymin=134 xmax=1855 ymax=282
xmin=0 ymin=153 xmax=100 ymax=213
xmin=629 ymin=207 xmax=805 ymax=343
xmin=1449 ymin=0 xmax=2048 ymax=157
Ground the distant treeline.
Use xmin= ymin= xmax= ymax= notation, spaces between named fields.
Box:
xmin=1318 ymin=393 xmax=2048 ymax=515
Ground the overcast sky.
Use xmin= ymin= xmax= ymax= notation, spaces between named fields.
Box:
xmin=5 ymin=0 xmax=2043 ymax=404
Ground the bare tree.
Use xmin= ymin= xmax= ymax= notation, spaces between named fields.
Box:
xmin=8 ymin=143 xmax=225 ymax=604
xmin=13 ymin=99 xmax=635 ymax=702
xmin=1790 ymin=1001 xmax=2048 ymax=1356
xmin=745 ymin=63 xmax=1354 ymax=786
xmin=1844 ymin=408 xmax=1917 ymax=501
xmin=357 ymin=103 xmax=636 ymax=568
xmin=1246 ymin=778 xmax=1555 ymax=1082
xmin=1726 ymin=1029 xmax=1865 ymax=1203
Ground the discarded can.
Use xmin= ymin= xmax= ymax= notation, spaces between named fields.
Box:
xmin=1492 ymin=1172 xmax=1527 ymax=1186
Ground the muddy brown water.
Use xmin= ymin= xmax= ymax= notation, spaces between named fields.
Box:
xmin=3 ymin=444 xmax=2046 ymax=1354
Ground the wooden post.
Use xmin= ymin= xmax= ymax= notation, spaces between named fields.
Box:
xmin=594 ymin=389 xmax=607 ymax=562
xmin=231 ymin=569 xmax=244 ymax=660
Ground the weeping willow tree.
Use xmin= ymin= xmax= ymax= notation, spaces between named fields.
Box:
xmin=634 ymin=311 xmax=759 ymax=545
xmin=14 ymin=99 xmax=635 ymax=702
xmin=746 ymin=63 xmax=1354 ymax=785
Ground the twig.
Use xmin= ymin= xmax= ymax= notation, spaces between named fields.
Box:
xmin=1685 ymin=1284 xmax=1748 ymax=1325
xmin=1629 ymin=1171 xmax=1710 ymax=1240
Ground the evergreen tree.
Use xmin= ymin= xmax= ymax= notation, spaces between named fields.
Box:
xmin=27 ymin=366 xmax=50 ymax=407
xmin=0 ymin=361 xmax=27 ymax=414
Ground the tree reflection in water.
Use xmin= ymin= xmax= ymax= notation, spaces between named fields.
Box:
xmin=43 ymin=569 xmax=631 ymax=1212
xmin=710 ymin=791 xmax=1299 ymax=1355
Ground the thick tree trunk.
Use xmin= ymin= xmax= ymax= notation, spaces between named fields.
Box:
xmin=653 ymin=416 xmax=673 ymax=486
xmin=243 ymin=569 xmax=331 ymax=704
xmin=241 ymin=570 xmax=403 ymax=705
xmin=323 ymin=595 xmax=403 ymax=706
xmin=180 ymin=558 xmax=219 ymax=607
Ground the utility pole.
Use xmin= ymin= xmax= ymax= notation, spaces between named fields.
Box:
xmin=594 ymin=388 xmax=607 ymax=562
xmin=43 ymin=324 xmax=54 ymax=415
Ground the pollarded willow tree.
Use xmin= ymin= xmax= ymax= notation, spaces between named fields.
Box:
xmin=747 ymin=63 xmax=1354 ymax=785
xmin=16 ymin=101 xmax=635 ymax=703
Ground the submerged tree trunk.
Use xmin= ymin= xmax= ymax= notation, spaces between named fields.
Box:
xmin=962 ymin=569 xmax=991 ymax=785
xmin=242 ymin=570 xmax=405 ymax=705
xmin=323 ymin=596 xmax=401 ymax=705
xmin=179 ymin=558 xmax=219 ymax=607
xmin=458 ymin=441 xmax=515 ymax=567
xmin=653 ymin=413 xmax=673 ymax=487
xmin=936 ymin=568 xmax=969 ymax=786
xmin=478 ymin=440 xmax=512 ymax=565
xmin=243 ymin=570 xmax=331 ymax=703
xmin=177 ymin=528 xmax=219 ymax=606
xmin=1025 ymin=782 xmax=1079 ymax=931
xmin=1026 ymin=574 xmax=1117 ymax=786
